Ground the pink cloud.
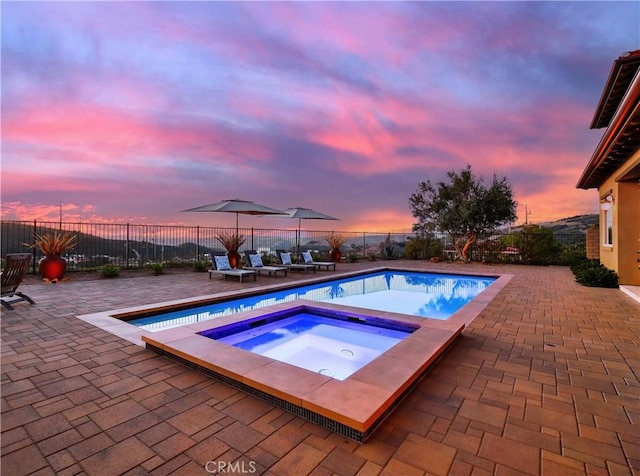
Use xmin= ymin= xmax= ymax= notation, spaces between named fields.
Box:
xmin=347 ymin=209 xmax=414 ymax=233
xmin=3 ymin=1 xmax=632 ymax=232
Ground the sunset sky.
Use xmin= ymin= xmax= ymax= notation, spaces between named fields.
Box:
xmin=2 ymin=1 xmax=638 ymax=232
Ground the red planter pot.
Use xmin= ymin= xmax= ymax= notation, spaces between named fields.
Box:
xmin=227 ymin=251 xmax=241 ymax=269
xmin=39 ymin=255 xmax=67 ymax=280
xmin=329 ymin=249 xmax=342 ymax=263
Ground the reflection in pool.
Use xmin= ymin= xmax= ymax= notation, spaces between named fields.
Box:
xmin=131 ymin=270 xmax=496 ymax=331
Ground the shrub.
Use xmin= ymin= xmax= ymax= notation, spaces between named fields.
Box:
xmin=559 ymin=244 xmax=587 ymax=266
xmin=512 ymin=225 xmax=561 ymax=265
xmin=310 ymin=251 xmax=324 ymax=261
xmin=99 ymin=264 xmax=120 ymax=278
xmin=380 ymin=244 xmax=400 ymax=259
xmin=472 ymin=239 xmax=506 ymax=263
xmin=148 ymin=262 xmax=164 ymax=276
xmin=261 ymin=253 xmax=274 ymax=265
xmin=404 ymin=235 xmax=444 ymax=260
xmin=193 ymin=260 xmax=209 ymax=272
xmin=163 ymin=259 xmax=191 ymax=269
xmin=347 ymin=253 xmax=360 ymax=263
xmin=570 ymin=260 xmax=618 ymax=288
xmin=379 ymin=233 xmax=403 ymax=259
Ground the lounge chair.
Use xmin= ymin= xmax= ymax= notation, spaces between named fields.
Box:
xmin=300 ymin=250 xmax=336 ymax=271
xmin=1 ymin=253 xmax=35 ymax=310
xmin=208 ymin=252 xmax=256 ymax=283
xmin=275 ymin=250 xmax=316 ymax=273
xmin=242 ymin=250 xmax=288 ymax=277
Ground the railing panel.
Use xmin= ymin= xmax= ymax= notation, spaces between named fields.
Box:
xmin=1 ymin=220 xmax=586 ymax=272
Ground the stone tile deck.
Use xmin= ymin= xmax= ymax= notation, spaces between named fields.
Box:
xmin=2 ymin=261 xmax=638 ymax=475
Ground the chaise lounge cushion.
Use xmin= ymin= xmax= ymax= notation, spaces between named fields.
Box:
xmin=215 ymin=255 xmax=231 ymax=270
xmin=298 ymin=250 xmax=336 ymax=271
xmin=280 ymin=252 xmax=292 ymax=265
xmin=249 ymin=254 xmax=264 ymax=267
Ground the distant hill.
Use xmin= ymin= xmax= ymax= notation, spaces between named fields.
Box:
xmin=513 ymin=214 xmax=598 ymax=235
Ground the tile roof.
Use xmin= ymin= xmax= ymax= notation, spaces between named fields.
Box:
xmin=578 ymin=50 xmax=640 ymax=189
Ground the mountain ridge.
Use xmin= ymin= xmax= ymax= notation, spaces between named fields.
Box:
xmin=513 ymin=214 xmax=598 ymax=235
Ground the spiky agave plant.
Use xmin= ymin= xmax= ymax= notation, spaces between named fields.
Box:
xmin=324 ymin=231 xmax=347 ymax=250
xmin=27 ymin=231 xmax=77 ymax=256
xmin=215 ymin=231 xmax=246 ymax=253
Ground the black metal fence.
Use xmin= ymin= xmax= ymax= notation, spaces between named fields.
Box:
xmin=1 ymin=220 xmax=586 ymax=272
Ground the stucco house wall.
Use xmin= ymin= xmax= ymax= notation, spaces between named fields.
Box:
xmin=596 ymin=152 xmax=640 ymax=284
xmin=577 ymin=50 xmax=640 ymax=286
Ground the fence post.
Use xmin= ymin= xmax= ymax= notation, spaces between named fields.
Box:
xmin=196 ymin=226 xmax=200 ymax=261
xmin=31 ymin=219 xmax=37 ymax=274
xmin=126 ymin=223 xmax=130 ymax=269
xmin=362 ymin=232 xmax=366 ymax=258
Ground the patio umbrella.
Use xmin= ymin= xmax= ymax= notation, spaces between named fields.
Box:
xmin=182 ymin=199 xmax=283 ymax=235
xmin=272 ymin=207 xmax=339 ymax=257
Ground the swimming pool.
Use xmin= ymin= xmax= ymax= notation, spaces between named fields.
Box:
xmin=81 ymin=266 xmax=512 ymax=442
xmin=200 ymin=307 xmax=417 ymax=381
xmin=131 ymin=270 xmax=496 ymax=331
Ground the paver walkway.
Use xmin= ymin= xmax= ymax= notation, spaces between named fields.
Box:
xmin=2 ymin=261 xmax=638 ymax=475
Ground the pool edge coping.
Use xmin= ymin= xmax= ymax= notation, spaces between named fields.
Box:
xmin=76 ymin=266 xmax=512 ymax=347
xmin=75 ymin=267 xmax=513 ymax=441
xmin=142 ymin=299 xmax=465 ymax=440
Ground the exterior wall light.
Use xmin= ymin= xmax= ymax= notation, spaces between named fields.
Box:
xmin=600 ymin=195 xmax=613 ymax=211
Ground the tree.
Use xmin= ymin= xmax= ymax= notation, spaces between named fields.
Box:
xmin=409 ymin=164 xmax=517 ymax=262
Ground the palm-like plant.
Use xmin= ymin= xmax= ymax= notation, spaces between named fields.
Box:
xmin=215 ymin=231 xmax=246 ymax=253
xmin=324 ymin=231 xmax=347 ymax=250
xmin=28 ymin=231 xmax=77 ymax=256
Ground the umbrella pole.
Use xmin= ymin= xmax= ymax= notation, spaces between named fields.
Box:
xmin=296 ymin=218 xmax=301 ymax=259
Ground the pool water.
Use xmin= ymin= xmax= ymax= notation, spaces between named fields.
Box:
xmin=199 ymin=309 xmax=415 ymax=380
xmin=131 ymin=270 xmax=496 ymax=331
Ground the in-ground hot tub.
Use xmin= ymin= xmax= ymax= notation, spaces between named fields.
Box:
xmin=199 ymin=306 xmax=417 ymax=381
xmin=142 ymin=301 xmax=463 ymax=442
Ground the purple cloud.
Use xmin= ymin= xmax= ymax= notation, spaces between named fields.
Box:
xmin=1 ymin=1 xmax=636 ymax=229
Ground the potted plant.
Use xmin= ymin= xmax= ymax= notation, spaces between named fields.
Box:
xmin=324 ymin=231 xmax=347 ymax=263
xmin=215 ymin=231 xmax=246 ymax=269
xmin=27 ymin=231 xmax=77 ymax=281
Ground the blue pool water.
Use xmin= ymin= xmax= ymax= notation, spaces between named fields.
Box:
xmin=199 ymin=308 xmax=415 ymax=380
xmin=131 ymin=270 xmax=495 ymax=331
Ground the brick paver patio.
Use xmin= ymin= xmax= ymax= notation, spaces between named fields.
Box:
xmin=2 ymin=261 xmax=638 ymax=475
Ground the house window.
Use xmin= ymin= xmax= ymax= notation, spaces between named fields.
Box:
xmin=600 ymin=195 xmax=613 ymax=247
